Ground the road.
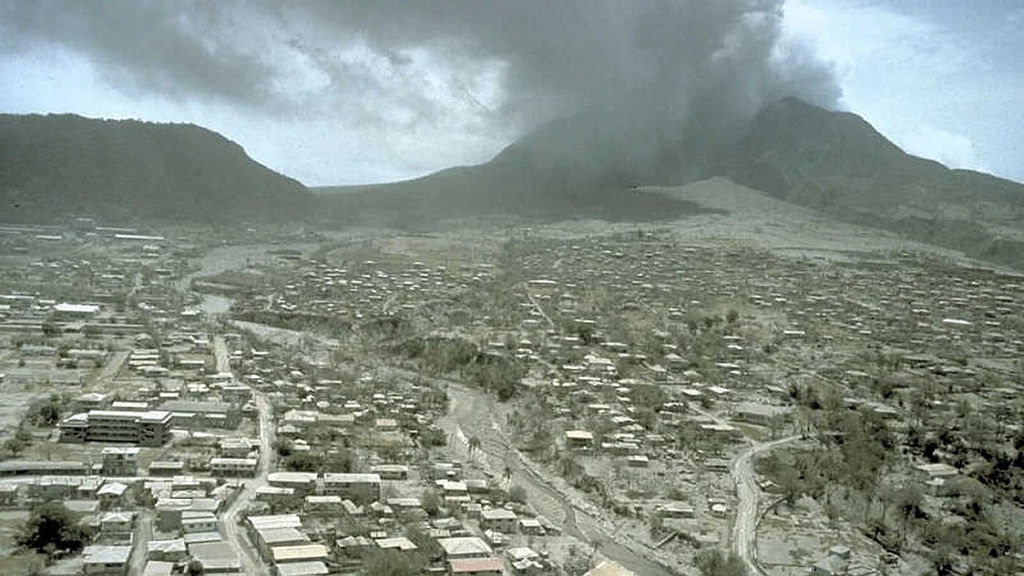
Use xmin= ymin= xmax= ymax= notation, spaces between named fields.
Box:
xmin=432 ymin=372 xmax=678 ymax=576
xmin=213 ymin=335 xmax=231 ymax=373
xmin=128 ymin=510 xmax=154 ymax=576
xmin=218 ymin=391 xmax=275 ymax=576
xmin=730 ymin=435 xmax=801 ymax=576
xmin=214 ymin=335 xmax=275 ymax=576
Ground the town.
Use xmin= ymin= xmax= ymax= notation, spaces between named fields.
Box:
xmin=0 ymin=219 xmax=1021 ymax=576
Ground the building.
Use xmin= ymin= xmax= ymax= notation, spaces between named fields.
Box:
xmin=564 ymin=430 xmax=595 ymax=450
xmin=101 ymin=447 xmax=140 ymax=476
xmin=209 ymin=457 xmax=258 ymax=477
xmin=449 ymin=556 xmax=505 ymax=576
xmin=181 ymin=511 xmax=218 ymax=534
xmin=82 ymin=545 xmax=132 ymax=575
xmin=268 ymin=472 xmax=318 ymax=495
xmin=480 ymin=508 xmax=519 ymax=534
xmin=190 ymin=541 xmax=242 ymax=574
xmin=59 ymin=410 xmax=172 ymax=446
xmin=159 ymin=400 xmax=241 ymax=429
xmin=255 ymin=527 xmax=310 ymax=562
xmin=731 ymin=402 xmax=791 ymax=426
xmin=438 ymin=537 xmax=493 ymax=561
xmin=322 ymin=473 xmax=381 ymax=503
xmin=271 ymin=544 xmax=330 ymax=564
xmin=370 ymin=464 xmax=410 ymax=480
xmin=276 ymin=562 xmax=329 ymax=576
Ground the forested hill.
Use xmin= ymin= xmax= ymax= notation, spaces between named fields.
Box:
xmin=0 ymin=113 xmax=316 ymax=224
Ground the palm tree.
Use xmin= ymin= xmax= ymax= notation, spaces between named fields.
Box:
xmin=467 ymin=436 xmax=482 ymax=460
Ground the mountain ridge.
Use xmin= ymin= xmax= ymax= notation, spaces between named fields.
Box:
xmin=0 ymin=113 xmax=317 ymax=225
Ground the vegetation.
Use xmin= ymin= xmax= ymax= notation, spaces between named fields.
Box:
xmin=694 ymin=549 xmax=747 ymax=576
xmin=16 ymin=503 xmax=94 ymax=557
xmin=0 ymin=113 xmax=315 ymax=224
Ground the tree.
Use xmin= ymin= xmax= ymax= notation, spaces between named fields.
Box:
xmin=694 ymin=549 xmax=747 ymax=576
xmin=282 ymin=452 xmax=323 ymax=472
xmin=29 ymin=397 xmax=62 ymax=427
xmin=273 ymin=438 xmax=293 ymax=457
xmin=508 ymin=485 xmax=528 ymax=504
xmin=16 ymin=502 xmax=94 ymax=556
xmin=467 ymin=436 xmax=482 ymax=460
xmin=421 ymin=489 xmax=442 ymax=517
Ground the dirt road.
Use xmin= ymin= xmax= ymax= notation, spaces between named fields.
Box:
xmin=127 ymin=510 xmax=153 ymax=576
xmin=730 ymin=436 xmax=801 ymax=576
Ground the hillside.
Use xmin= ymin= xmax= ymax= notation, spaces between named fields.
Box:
xmin=321 ymin=98 xmax=1024 ymax=268
xmin=728 ymin=98 xmax=1024 ymax=268
xmin=0 ymin=114 xmax=316 ymax=224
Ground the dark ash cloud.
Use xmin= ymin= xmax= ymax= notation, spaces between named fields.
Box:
xmin=1 ymin=0 xmax=842 ymax=178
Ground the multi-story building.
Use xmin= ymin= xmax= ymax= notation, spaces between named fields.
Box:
xmin=58 ymin=410 xmax=172 ymax=446
xmin=101 ymin=447 xmax=140 ymax=477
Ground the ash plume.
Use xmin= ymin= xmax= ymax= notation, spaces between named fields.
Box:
xmin=2 ymin=0 xmax=841 ymax=179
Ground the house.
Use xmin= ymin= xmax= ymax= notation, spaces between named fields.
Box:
xmin=276 ymin=561 xmax=329 ymax=576
xmin=449 ymin=556 xmax=505 ymax=576
xmin=148 ymin=461 xmax=185 ymax=477
xmin=519 ymin=517 xmax=545 ymax=536
xmin=271 ymin=544 xmax=330 ymax=564
xmin=256 ymin=486 xmax=296 ymax=502
xmin=142 ymin=561 xmax=174 ymax=576
xmin=99 ymin=511 xmax=134 ymax=539
xmin=255 ymin=526 xmax=310 ymax=562
xmin=564 ymin=430 xmax=595 ymax=450
xmin=480 ymin=508 xmax=519 ymax=534
xmin=732 ymin=402 xmax=791 ymax=426
xmin=82 ymin=545 xmax=132 ymax=575
xmin=322 ymin=472 xmax=381 ymax=503
xmin=304 ymin=494 xmax=343 ymax=512
xmin=97 ymin=481 xmax=129 ymax=506
xmin=376 ymin=536 xmax=418 ymax=552
xmin=371 ymin=464 xmax=410 ymax=480
xmin=147 ymin=538 xmax=187 ymax=562
xmin=438 ymin=537 xmax=493 ymax=560
xmin=189 ymin=541 xmax=242 ymax=573
xmin=181 ymin=511 xmax=218 ymax=534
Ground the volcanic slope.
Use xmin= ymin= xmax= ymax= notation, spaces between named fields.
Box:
xmin=320 ymin=98 xmax=1024 ymax=268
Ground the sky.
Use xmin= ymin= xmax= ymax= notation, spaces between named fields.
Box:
xmin=1 ymin=0 xmax=1021 ymax=187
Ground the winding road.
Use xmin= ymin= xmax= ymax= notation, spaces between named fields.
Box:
xmin=730 ymin=435 xmax=802 ymax=576
xmin=213 ymin=336 xmax=276 ymax=576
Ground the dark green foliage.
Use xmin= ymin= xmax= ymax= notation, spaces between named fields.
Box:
xmin=694 ymin=549 xmax=747 ymax=576
xmin=28 ymin=396 xmax=63 ymax=427
xmin=282 ymin=452 xmax=323 ymax=472
xmin=16 ymin=502 xmax=94 ymax=556
xmin=0 ymin=113 xmax=315 ymax=224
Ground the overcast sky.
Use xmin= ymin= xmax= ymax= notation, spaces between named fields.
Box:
xmin=1 ymin=0 xmax=1021 ymax=187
